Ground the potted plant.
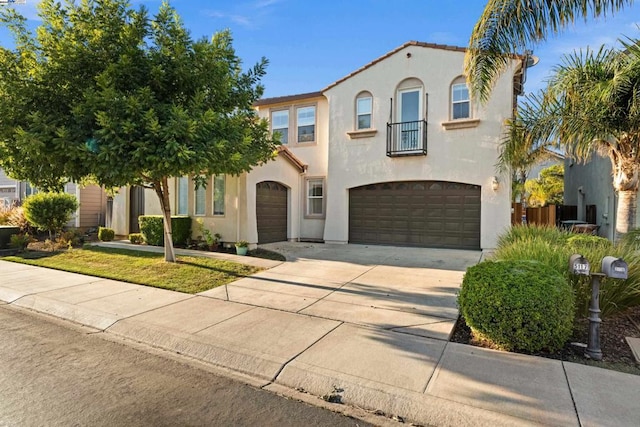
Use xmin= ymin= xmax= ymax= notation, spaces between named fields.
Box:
xmin=235 ymin=240 xmax=249 ymax=256
xmin=197 ymin=218 xmax=221 ymax=251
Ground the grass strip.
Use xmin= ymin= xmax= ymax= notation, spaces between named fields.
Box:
xmin=2 ymin=246 xmax=261 ymax=294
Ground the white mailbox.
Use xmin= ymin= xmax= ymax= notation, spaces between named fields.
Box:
xmin=601 ymin=256 xmax=628 ymax=280
xmin=569 ymin=254 xmax=590 ymax=276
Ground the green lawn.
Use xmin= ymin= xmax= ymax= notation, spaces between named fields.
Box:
xmin=2 ymin=246 xmax=261 ymax=294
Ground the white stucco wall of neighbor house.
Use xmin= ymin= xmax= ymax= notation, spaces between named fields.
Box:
xmin=323 ymin=44 xmax=516 ymax=249
xmin=110 ymin=187 xmax=128 ymax=236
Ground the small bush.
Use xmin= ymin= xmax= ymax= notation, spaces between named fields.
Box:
xmin=98 ymin=227 xmax=115 ymax=242
xmin=22 ymin=192 xmax=78 ymax=238
xmin=129 ymin=233 xmax=145 ymax=244
xmin=59 ymin=228 xmax=85 ymax=248
xmin=0 ymin=205 xmax=12 ymax=224
xmin=9 ymin=233 xmax=34 ymax=251
xmin=5 ymin=206 xmax=32 ymax=233
xmin=139 ymin=215 xmax=191 ymax=246
xmin=459 ymin=260 xmax=574 ymax=353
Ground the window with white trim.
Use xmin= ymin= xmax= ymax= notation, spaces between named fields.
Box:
xmin=297 ymin=106 xmax=316 ymax=143
xmin=271 ymin=110 xmax=289 ymax=144
xmin=356 ymin=93 xmax=372 ymax=130
xmin=306 ymin=178 xmax=324 ymax=217
xmin=451 ymin=78 xmax=471 ymax=120
xmin=176 ymin=176 xmax=188 ymax=215
xmin=213 ymin=175 xmax=225 ymax=216
xmin=194 ymin=178 xmax=206 ymax=216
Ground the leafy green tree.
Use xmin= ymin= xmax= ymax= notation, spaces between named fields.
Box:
xmin=466 ymin=0 xmax=634 ymax=102
xmin=518 ymin=42 xmax=640 ymax=239
xmin=0 ymin=0 xmax=278 ymax=261
xmin=525 ymin=164 xmax=564 ymax=207
xmin=22 ymin=192 xmax=78 ymax=239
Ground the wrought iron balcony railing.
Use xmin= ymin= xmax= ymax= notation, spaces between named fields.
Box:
xmin=386 ymin=120 xmax=427 ymax=157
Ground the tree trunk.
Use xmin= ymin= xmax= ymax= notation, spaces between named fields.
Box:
xmin=615 ymin=190 xmax=637 ymax=242
xmin=152 ymin=178 xmax=176 ymax=263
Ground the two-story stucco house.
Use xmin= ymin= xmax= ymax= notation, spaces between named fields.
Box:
xmin=111 ymin=41 xmax=526 ymax=250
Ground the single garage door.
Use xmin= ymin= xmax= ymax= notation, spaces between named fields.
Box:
xmin=256 ymin=181 xmax=288 ymax=244
xmin=349 ymin=181 xmax=481 ymax=249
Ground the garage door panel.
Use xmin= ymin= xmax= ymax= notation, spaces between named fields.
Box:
xmin=256 ymin=181 xmax=288 ymax=244
xmin=349 ymin=181 xmax=481 ymax=249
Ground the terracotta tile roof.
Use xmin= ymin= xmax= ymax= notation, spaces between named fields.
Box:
xmin=277 ymin=145 xmax=307 ymax=173
xmin=254 ymin=41 xmax=524 ymax=104
xmin=254 ymin=91 xmax=324 ymax=107
xmin=323 ymin=41 xmax=468 ymax=91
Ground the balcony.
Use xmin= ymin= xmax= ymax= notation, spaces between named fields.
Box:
xmin=386 ymin=120 xmax=427 ymax=157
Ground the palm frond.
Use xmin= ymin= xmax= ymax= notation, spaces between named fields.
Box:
xmin=465 ymin=0 xmax=633 ymax=103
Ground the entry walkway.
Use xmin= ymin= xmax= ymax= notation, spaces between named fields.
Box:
xmin=1 ymin=243 xmax=638 ymax=426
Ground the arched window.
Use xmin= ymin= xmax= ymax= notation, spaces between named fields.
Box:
xmin=355 ymin=91 xmax=373 ymax=130
xmin=451 ymin=76 xmax=470 ymax=120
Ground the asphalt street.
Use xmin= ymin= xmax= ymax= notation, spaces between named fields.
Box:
xmin=0 ymin=305 xmax=371 ymax=427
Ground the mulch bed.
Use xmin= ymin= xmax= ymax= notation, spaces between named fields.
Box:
xmin=451 ymin=306 xmax=640 ymax=375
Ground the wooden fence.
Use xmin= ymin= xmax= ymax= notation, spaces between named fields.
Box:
xmin=511 ymin=203 xmax=557 ymax=226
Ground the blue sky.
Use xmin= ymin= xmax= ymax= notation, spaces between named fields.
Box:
xmin=2 ymin=0 xmax=640 ymax=98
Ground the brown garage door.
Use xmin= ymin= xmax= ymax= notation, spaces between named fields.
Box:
xmin=256 ymin=181 xmax=288 ymax=244
xmin=349 ymin=181 xmax=481 ymax=249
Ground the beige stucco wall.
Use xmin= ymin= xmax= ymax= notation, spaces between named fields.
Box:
xmin=255 ymin=96 xmax=329 ymax=241
xmin=323 ymin=45 xmax=515 ymax=249
xmin=243 ymin=155 xmax=304 ymax=244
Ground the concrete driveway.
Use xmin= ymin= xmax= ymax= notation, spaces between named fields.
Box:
xmin=199 ymin=242 xmax=481 ymax=340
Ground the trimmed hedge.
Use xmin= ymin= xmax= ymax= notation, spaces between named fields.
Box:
xmin=138 ymin=215 xmax=191 ymax=246
xmin=129 ymin=233 xmax=145 ymax=244
xmin=458 ymin=260 xmax=574 ymax=353
xmin=98 ymin=227 xmax=115 ymax=242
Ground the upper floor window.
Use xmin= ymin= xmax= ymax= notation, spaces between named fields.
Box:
xmin=356 ymin=93 xmax=372 ymax=130
xmin=297 ymin=106 xmax=316 ymax=143
xmin=213 ymin=175 xmax=225 ymax=216
xmin=451 ymin=78 xmax=470 ymax=120
xmin=271 ymin=110 xmax=289 ymax=144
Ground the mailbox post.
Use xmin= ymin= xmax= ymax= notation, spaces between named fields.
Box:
xmin=583 ymin=257 xmax=628 ymax=361
xmin=585 ymin=272 xmax=605 ymax=360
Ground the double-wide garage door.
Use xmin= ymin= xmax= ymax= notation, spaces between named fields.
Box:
xmin=256 ymin=181 xmax=288 ymax=244
xmin=349 ymin=181 xmax=481 ymax=249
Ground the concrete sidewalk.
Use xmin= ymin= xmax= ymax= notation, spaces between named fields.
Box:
xmin=1 ymin=252 xmax=639 ymax=426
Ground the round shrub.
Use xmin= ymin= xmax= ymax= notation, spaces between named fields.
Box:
xmin=458 ymin=260 xmax=574 ymax=353
xmin=98 ymin=227 xmax=115 ymax=242
xmin=128 ymin=233 xmax=145 ymax=244
xmin=23 ymin=192 xmax=78 ymax=238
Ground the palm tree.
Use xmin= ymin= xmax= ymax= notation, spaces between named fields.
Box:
xmin=465 ymin=0 xmax=634 ymax=103
xmin=519 ymin=42 xmax=640 ymax=239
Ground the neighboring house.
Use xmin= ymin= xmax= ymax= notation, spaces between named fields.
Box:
xmin=0 ymin=167 xmax=107 ymax=230
xmin=564 ymin=154 xmax=617 ymax=241
xmin=111 ymin=41 xmax=528 ymax=250
xmin=528 ymin=149 xmax=565 ymax=180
